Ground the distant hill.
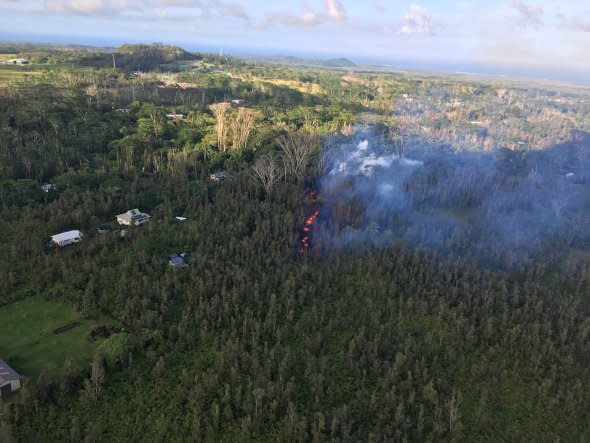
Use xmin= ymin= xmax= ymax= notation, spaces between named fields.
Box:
xmin=79 ymin=43 xmax=200 ymax=71
xmin=116 ymin=44 xmax=198 ymax=62
xmin=322 ymin=58 xmax=356 ymax=68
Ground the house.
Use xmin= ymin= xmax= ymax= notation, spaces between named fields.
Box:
xmin=51 ymin=230 xmax=83 ymax=247
xmin=165 ymin=114 xmax=184 ymax=121
xmin=231 ymin=99 xmax=245 ymax=105
xmin=0 ymin=360 xmax=21 ymax=397
xmin=5 ymin=58 xmax=29 ymax=65
xmin=41 ymin=183 xmax=57 ymax=193
xmin=116 ymin=209 xmax=151 ymax=226
xmin=209 ymin=171 xmax=229 ymax=182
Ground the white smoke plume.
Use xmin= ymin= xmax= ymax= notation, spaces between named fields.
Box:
xmin=314 ymin=130 xmax=590 ymax=268
xmin=329 ymin=140 xmax=423 ymax=177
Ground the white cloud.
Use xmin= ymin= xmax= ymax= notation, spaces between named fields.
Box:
xmin=511 ymin=0 xmax=543 ymax=29
xmin=215 ymin=2 xmax=248 ymax=20
xmin=252 ymin=10 xmax=321 ymax=28
xmin=44 ymin=0 xmax=139 ymax=15
xmin=568 ymin=18 xmax=590 ymax=32
xmin=325 ymin=0 xmax=346 ymax=23
xmin=399 ymin=5 xmax=434 ymax=36
xmin=251 ymin=0 xmax=348 ymax=29
xmin=41 ymin=0 xmax=249 ymax=19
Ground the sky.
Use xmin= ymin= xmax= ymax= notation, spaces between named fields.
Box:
xmin=1 ymin=0 xmax=590 ymax=72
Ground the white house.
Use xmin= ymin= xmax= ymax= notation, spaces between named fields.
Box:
xmin=51 ymin=230 xmax=83 ymax=247
xmin=209 ymin=171 xmax=229 ymax=182
xmin=41 ymin=183 xmax=57 ymax=193
xmin=116 ymin=209 xmax=151 ymax=226
xmin=4 ymin=58 xmax=29 ymax=65
xmin=165 ymin=114 xmax=184 ymax=121
xmin=0 ymin=360 xmax=21 ymax=397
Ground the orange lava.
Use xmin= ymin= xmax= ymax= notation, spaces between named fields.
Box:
xmin=299 ymin=209 xmax=320 ymax=254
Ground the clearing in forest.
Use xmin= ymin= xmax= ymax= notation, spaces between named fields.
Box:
xmin=0 ymin=296 xmax=103 ymax=377
xmin=0 ymin=69 xmax=42 ymax=87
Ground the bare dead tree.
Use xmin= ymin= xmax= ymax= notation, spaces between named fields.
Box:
xmin=250 ymin=154 xmax=281 ymax=193
xmin=278 ymin=132 xmax=320 ymax=182
xmin=389 ymin=120 xmax=407 ymax=158
xmin=231 ymin=107 xmax=257 ymax=150
xmin=209 ymin=102 xmax=232 ymax=152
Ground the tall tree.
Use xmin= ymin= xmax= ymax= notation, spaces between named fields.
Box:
xmin=250 ymin=154 xmax=281 ymax=193
xmin=90 ymin=358 xmax=105 ymax=401
xmin=231 ymin=107 xmax=257 ymax=150
xmin=277 ymin=132 xmax=319 ymax=182
xmin=209 ymin=102 xmax=231 ymax=151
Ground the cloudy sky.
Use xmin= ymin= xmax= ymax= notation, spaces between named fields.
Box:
xmin=1 ymin=0 xmax=589 ymax=70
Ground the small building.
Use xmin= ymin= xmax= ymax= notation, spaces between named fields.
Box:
xmin=231 ymin=99 xmax=245 ymax=105
xmin=169 ymin=256 xmax=186 ymax=267
xmin=97 ymin=224 xmax=112 ymax=234
xmin=175 ymin=216 xmax=187 ymax=222
xmin=169 ymin=252 xmax=189 ymax=268
xmin=0 ymin=360 xmax=21 ymax=397
xmin=209 ymin=171 xmax=229 ymax=182
xmin=5 ymin=58 xmax=29 ymax=65
xmin=115 ymin=108 xmax=131 ymax=113
xmin=51 ymin=230 xmax=83 ymax=247
xmin=41 ymin=183 xmax=57 ymax=193
xmin=165 ymin=114 xmax=184 ymax=121
xmin=116 ymin=209 xmax=151 ymax=226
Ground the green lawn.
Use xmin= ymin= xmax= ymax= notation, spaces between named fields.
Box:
xmin=0 ymin=296 xmax=102 ymax=377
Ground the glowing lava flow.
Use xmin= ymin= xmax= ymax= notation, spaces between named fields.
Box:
xmin=299 ymin=209 xmax=320 ymax=254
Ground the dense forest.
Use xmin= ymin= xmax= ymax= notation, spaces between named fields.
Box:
xmin=0 ymin=44 xmax=589 ymax=442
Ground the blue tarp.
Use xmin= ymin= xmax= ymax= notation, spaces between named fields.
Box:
xmin=169 ymin=257 xmax=185 ymax=266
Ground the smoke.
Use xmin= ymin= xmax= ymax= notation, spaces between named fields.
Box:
xmin=315 ymin=132 xmax=590 ymax=266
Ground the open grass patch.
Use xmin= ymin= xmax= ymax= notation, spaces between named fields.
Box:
xmin=0 ymin=69 xmax=42 ymax=87
xmin=0 ymin=296 xmax=104 ymax=377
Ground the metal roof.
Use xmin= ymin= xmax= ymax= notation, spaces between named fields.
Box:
xmin=169 ymin=256 xmax=185 ymax=266
xmin=117 ymin=209 xmax=150 ymax=222
xmin=0 ymin=359 xmax=21 ymax=382
xmin=51 ymin=230 xmax=83 ymax=243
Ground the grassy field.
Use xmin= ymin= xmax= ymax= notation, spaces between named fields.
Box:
xmin=252 ymin=76 xmax=325 ymax=95
xmin=0 ymin=69 xmax=43 ymax=87
xmin=0 ymin=54 xmax=17 ymax=61
xmin=0 ymin=296 xmax=103 ymax=377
